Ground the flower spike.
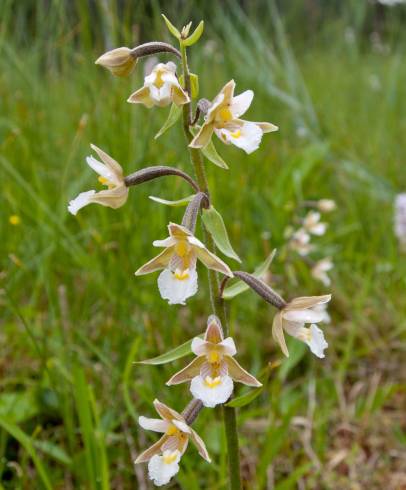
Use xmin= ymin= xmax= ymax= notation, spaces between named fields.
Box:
xmin=136 ymin=399 xmax=210 ymax=486
xmin=167 ymin=316 xmax=262 ymax=407
xmin=68 ymin=144 xmax=128 ymax=215
xmin=190 ymin=80 xmax=278 ymax=154
xmin=135 ymin=223 xmax=233 ymax=305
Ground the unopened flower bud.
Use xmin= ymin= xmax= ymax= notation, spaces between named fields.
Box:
xmin=95 ymin=47 xmax=136 ymax=77
xmin=317 ymin=199 xmax=336 ymax=213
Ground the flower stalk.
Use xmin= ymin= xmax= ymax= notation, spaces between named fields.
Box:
xmin=180 ymin=40 xmax=243 ymax=490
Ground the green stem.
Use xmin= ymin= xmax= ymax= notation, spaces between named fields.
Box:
xmin=180 ymin=42 xmax=242 ymax=490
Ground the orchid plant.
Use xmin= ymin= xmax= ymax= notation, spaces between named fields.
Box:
xmin=68 ymin=15 xmax=332 ymax=489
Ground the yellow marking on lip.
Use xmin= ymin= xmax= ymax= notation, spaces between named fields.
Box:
xmin=204 ymin=376 xmax=221 ymax=388
xmin=174 ymin=268 xmax=190 ymax=280
xmin=163 ymin=451 xmax=178 ymax=464
xmin=230 ymin=129 xmax=241 ymax=138
xmin=154 ymin=71 xmax=165 ymax=89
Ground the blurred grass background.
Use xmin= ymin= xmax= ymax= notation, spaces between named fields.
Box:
xmin=1 ymin=0 xmax=406 ymax=488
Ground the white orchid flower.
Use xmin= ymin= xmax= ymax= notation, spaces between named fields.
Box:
xmin=68 ymin=145 xmax=128 ymax=215
xmin=289 ymin=228 xmax=313 ymax=256
xmin=303 ymin=211 xmax=327 ymax=236
xmin=272 ymin=295 xmax=331 ymax=358
xmin=317 ymin=199 xmax=336 ymax=213
xmin=311 ymin=258 xmax=333 ymax=286
xmin=135 ymin=399 xmax=210 ymax=487
xmin=190 ymin=80 xmax=278 ymax=154
xmin=127 ymin=61 xmax=189 ymax=108
xmin=167 ymin=316 xmax=261 ymax=407
xmin=135 ymin=223 xmax=233 ymax=305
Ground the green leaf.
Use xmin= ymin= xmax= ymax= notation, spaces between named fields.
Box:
xmin=183 ymin=20 xmax=204 ymax=46
xmin=136 ymin=335 xmax=203 ymax=365
xmin=0 ymin=390 xmax=39 ymax=423
xmin=202 ymin=206 xmax=241 ymax=262
xmin=0 ymin=416 xmax=53 ymax=490
xmin=161 ymin=14 xmax=181 ymax=39
xmin=226 ymin=386 xmax=263 ymax=408
xmin=149 ymin=194 xmax=195 ymax=207
xmin=223 ymin=249 xmax=276 ymax=299
xmin=154 ymin=103 xmax=182 ymax=139
xmin=190 ymin=73 xmax=199 ymax=98
xmin=33 ymin=440 xmax=72 ymax=466
xmin=202 ymin=139 xmax=229 ymax=169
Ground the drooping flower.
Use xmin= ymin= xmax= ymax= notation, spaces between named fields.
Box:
xmin=289 ymin=228 xmax=313 ymax=256
xmin=311 ymin=258 xmax=333 ymax=286
xmin=189 ymin=80 xmax=278 ymax=154
xmin=135 ymin=223 xmax=233 ymax=305
xmin=135 ymin=399 xmax=210 ymax=486
xmin=167 ymin=316 xmax=261 ymax=407
xmin=303 ymin=211 xmax=327 ymax=236
xmin=68 ymin=145 xmax=128 ymax=215
xmin=317 ymin=199 xmax=336 ymax=213
xmin=272 ymin=295 xmax=331 ymax=358
xmin=95 ymin=47 xmax=136 ymax=77
xmin=127 ymin=61 xmax=189 ymax=108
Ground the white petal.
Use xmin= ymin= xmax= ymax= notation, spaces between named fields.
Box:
xmin=187 ymin=236 xmax=206 ymax=249
xmin=172 ymin=420 xmax=191 ymax=434
xmin=138 ymin=416 xmax=169 ymax=433
xmin=283 ymin=309 xmax=325 ymax=324
xmin=307 ymin=324 xmax=328 ymax=358
xmin=219 ymin=337 xmax=237 ymax=357
xmin=191 ymin=337 xmax=210 ymax=356
xmin=190 ymin=375 xmax=234 ymax=408
xmin=309 ymin=223 xmax=327 ymax=236
xmin=86 ymin=156 xmax=118 ymax=184
xmin=230 ymin=90 xmax=254 ymax=118
xmin=148 ymin=451 xmax=181 ymax=487
xmin=157 ymin=268 xmax=198 ymax=305
xmin=216 ymin=122 xmax=263 ymax=154
xmin=68 ymin=190 xmax=96 ymax=215
xmin=153 ymin=237 xmax=176 ymax=248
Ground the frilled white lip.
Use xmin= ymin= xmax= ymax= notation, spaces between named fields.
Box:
xmin=190 ymin=375 xmax=234 ymax=408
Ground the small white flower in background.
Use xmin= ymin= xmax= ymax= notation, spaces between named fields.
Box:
xmin=167 ymin=316 xmax=261 ymax=408
xmin=377 ymin=0 xmax=406 ymax=6
xmin=394 ymin=193 xmax=406 ymax=251
xmin=190 ymin=80 xmax=278 ymax=154
xmin=135 ymin=223 xmax=233 ymax=305
xmin=127 ymin=61 xmax=189 ymax=108
xmin=272 ymin=295 xmax=331 ymax=358
xmin=317 ymin=199 xmax=336 ymax=213
xmin=303 ymin=211 xmax=328 ymax=236
xmin=95 ymin=47 xmax=136 ymax=77
xmin=135 ymin=399 xmax=210 ymax=487
xmin=68 ymin=144 xmax=128 ymax=215
xmin=311 ymin=258 xmax=334 ymax=286
xmin=289 ymin=228 xmax=313 ymax=256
